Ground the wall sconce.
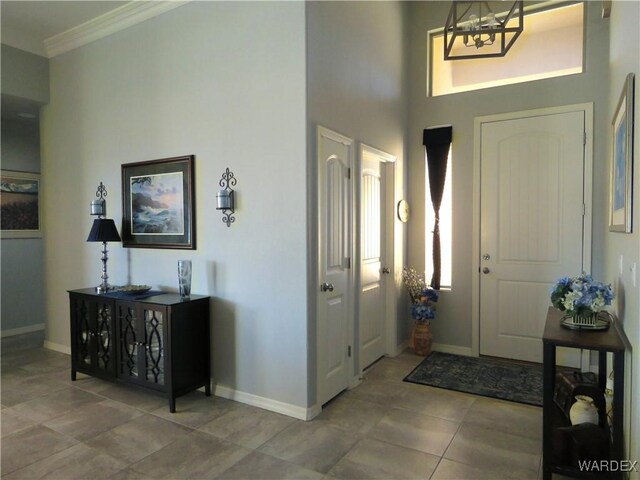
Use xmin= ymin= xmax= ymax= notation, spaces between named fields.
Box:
xmin=90 ymin=181 xmax=107 ymax=217
xmin=216 ymin=168 xmax=237 ymax=227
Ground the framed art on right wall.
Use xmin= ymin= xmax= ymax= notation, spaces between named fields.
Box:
xmin=609 ymin=73 xmax=635 ymax=233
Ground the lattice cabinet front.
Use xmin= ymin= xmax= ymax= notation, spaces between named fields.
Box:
xmin=116 ymin=301 xmax=166 ymax=390
xmin=69 ymin=294 xmax=117 ymax=380
xmin=69 ymin=289 xmax=211 ymax=412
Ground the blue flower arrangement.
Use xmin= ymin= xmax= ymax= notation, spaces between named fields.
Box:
xmin=402 ymin=267 xmax=439 ymax=324
xmin=550 ymin=274 xmax=614 ymax=317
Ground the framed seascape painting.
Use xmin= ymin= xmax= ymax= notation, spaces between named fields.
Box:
xmin=1 ymin=170 xmax=42 ymax=238
xmin=609 ymin=73 xmax=635 ymax=233
xmin=122 ymin=155 xmax=195 ymax=249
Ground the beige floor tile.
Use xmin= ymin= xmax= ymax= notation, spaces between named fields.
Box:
xmin=431 ymin=458 xmax=517 ymax=480
xmin=398 ymin=384 xmax=476 ymax=422
xmin=108 ymin=468 xmax=158 ymax=480
xmin=216 ymin=451 xmax=325 ymax=479
xmin=199 ymin=403 xmax=295 ymax=449
xmin=0 ymin=408 xmax=36 ymax=437
xmin=329 ymin=438 xmax=440 ymax=479
xmin=369 ymin=408 xmax=459 ymax=457
xmin=0 ymin=425 xmax=78 ymax=475
xmin=129 ymin=430 xmax=251 ymax=479
xmin=3 ymin=443 xmax=127 ymax=480
xmin=0 ymin=371 xmax=69 ymax=407
xmin=462 ymin=397 xmax=543 ymax=440
xmin=43 ymin=399 xmax=143 ymax=441
xmin=150 ymin=391 xmax=239 ymax=428
xmin=259 ymin=421 xmax=359 ymax=474
xmin=70 ymin=374 xmax=117 ymax=394
xmin=86 ymin=414 xmax=193 ymax=464
xmin=90 ymin=382 xmax=168 ymax=412
xmin=364 ymin=357 xmax=420 ymax=382
xmin=343 ymin=378 xmax=410 ymax=409
xmin=316 ymin=396 xmax=388 ymax=435
xmin=0 ymin=348 xmax=68 ymax=371
xmin=443 ymin=423 xmax=541 ymax=479
xmin=5 ymin=386 xmax=104 ymax=423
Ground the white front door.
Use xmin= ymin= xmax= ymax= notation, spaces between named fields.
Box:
xmin=479 ymin=110 xmax=587 ymax=363
xmin=317 ymin=126 xmax=353 ymax=405
xmin=359 ymin=145 xmax=391 ymax=370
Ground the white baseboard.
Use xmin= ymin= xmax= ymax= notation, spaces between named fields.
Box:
xmin=391 ymin=340 xmax=409 ymax=357
xmin=214 ymin=384 xmax=321 ymax=421
xmin=44 ymin=341 xmax=71 ymax=355
xmin=1 ymin=324 xmax=44 ymax=338
xmin=433 ymin=342 xmax=474 ymax=357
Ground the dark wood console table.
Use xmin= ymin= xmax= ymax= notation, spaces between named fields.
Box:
xmin=542 ymin=307 xmax=629 ymax=479
xmin=69 ymin=288 xmax=211 ymax=412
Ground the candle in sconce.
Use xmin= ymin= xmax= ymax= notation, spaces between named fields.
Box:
xmin=91 ymin=199 xmax=105 ymax=216
xmin=216 ymin=189 xmax=233 ymax=210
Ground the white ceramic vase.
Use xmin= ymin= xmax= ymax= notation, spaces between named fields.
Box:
xmin=569 ymin=395 xmax=599 ymax=425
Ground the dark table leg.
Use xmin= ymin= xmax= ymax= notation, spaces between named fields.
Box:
xmin=611 ymin=351 xmax=625 ymax=479
xmin=542 ymin=342 xmax=556 ymax=480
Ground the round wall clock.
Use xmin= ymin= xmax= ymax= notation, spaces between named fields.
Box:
xmin=397 ymin=199 xmax=410 ymax=223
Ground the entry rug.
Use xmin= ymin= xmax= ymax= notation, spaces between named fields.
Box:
xmin=403 ymin=352 xmax=543 ymax=406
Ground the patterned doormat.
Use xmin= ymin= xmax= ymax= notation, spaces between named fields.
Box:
xmin=403 ymin=352 xmax=543 ymax=406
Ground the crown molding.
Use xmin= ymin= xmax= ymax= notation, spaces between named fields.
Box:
xmin=44 ymin=1 xmax=190 ymax=58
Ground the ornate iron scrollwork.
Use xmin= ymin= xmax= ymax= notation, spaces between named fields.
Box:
xmin=216 ymin=168 xmax=237 ymax=227
xmin=145 ymin=310 xmax=164 ymax=385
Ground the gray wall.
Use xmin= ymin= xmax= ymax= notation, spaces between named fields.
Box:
xmin=1 ymin=120 xmax=45 ymax=334
xmin=306 ymin=0 xmax=409 ymax=383
xmin=605 ymin=0 xmax=639 ymax=465
xmin=41 ymin=2 xmax=311 ymax=414
xmin=1 ymin=45 xmax=48 ymax=336
xmin=406 ymin=1 xmax=610 ymax=349
xmin=1 ymin=44 xmax=49 ymax=104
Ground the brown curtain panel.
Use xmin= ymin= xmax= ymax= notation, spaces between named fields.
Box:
xmin=423 ymin=126 xmax=452 ymax=290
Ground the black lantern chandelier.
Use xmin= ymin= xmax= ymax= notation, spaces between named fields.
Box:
xmin=444 ymin=1 xmax=524 ymax=60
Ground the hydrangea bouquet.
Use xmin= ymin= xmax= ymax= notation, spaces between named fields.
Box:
xmin=550 ymin=274 xmax=614 ymax=318
xmin=402 ymin=267 xmax=439 ymax=324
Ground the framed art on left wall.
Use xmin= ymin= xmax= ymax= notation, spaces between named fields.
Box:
xmin=1 ymin=170 xmax=42 ymax=238
xmin=122 ymin=155 xmax=195 ymax=249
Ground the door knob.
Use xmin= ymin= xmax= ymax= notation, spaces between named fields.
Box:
xmin=382 ymin=267 xmax=391 ymax=274
xmin=320 ymin=283 xmax=334 ymax=292
xmin=482 ymin=267 xmax=490 ymax=274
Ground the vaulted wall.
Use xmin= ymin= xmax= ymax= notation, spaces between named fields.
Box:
xmin=41 ymin=2 xmax=311 ymax=416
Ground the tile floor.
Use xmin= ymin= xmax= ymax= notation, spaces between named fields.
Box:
xmin=1 ymin=336 xmax=547 ymax=479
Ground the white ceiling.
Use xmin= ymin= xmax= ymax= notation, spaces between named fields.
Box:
xmin=1 ymin=1 xmax=128 ymax=57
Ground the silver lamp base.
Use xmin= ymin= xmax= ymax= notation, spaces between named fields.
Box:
xmin=96 ymin=284 xmax=114 ymax=294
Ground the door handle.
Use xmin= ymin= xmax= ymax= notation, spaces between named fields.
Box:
xmin=382 ymin=267 xmax=390 ymax=274
xmin=482 ymin=267 xmax=490 ymax=274
xmin=320 ymin=283 xmax=334 ymax=292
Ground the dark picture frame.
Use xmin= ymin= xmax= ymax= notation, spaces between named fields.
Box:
xmin=122 ymin=155 xmax=195 ymax=249
xmin=609 ymin=73 xmax=635 ymax=233
xmin=1 ymin=170 xmax=42 ymax=239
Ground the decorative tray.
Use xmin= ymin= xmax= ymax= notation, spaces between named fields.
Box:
xmin=118 ymin=285 xmax=152 ymax=295
xmin=560 ymin=312 xmax=612 ymax=331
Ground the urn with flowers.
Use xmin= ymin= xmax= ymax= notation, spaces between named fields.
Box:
xmin=402 ymin=267 xmax=439 ymax=355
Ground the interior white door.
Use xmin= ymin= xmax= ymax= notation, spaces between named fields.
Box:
xmin=480 ymin=111 xmax=586 ymax=363
xmin=359 ymin=147 xmax=388 ymax=370
xmin=317 ymin=126 xmax=353 ymax=405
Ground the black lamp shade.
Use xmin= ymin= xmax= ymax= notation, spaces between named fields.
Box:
xmin=87 ymin=218 xmax=122 ymax=242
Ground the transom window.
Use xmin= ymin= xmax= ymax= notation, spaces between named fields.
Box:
xmin=429 ymin=2 xmax=584 ymax=97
